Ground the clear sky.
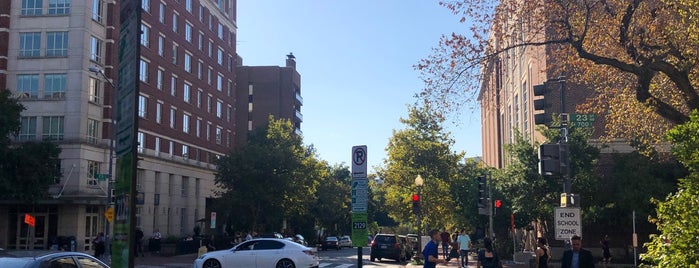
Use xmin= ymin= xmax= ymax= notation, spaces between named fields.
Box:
xmin=236 ymin=0 xmax=482 ymax=173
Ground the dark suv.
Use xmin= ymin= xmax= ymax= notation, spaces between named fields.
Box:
xmin=370 ymin=234 xmax=406 ymax=262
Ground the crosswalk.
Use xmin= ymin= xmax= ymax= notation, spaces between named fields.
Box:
xmin=319 ymin=263 xmax=355 ymax=268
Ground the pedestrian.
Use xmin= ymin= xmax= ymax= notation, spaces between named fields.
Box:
xmin=422 ymin=229 xmax=448 ymax=268
xmin=245 ymin=231 xmax=253 ymax=241
xmin=600 ymin=235 xmax=611 ymax=263
xmin=561 ymin=235 xmax=595 ymax=268
xmin=440 ymin=228 xmax=451 ymax=259
xmin=92 ymin=232 xmax=105 ymax=258
xmin=457 ymin=228 xmax=472 ymax=268
xmin=206 ymin=234 xmax=217 ymax=251
xmin=151 ymin=228 xmax=162 ymax=255
xmin=535 ymin=237 xmax=550 ymax=268
xmin=135 ymin=227 xmax=145 ymax=257
xmin=476 ymin=237 xmax=502 ymax=268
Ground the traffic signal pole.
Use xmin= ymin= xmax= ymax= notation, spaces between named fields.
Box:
xmin=557 ymin=78 xmax=571 ymax=195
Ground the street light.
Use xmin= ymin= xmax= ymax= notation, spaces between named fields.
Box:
xmin=414 ymin=175 xmax=423 ymax=260
xmin=89 ymin=66 xmax=115 ymax=263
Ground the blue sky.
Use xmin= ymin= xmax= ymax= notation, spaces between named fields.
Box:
xmin=236 ymin=0 xmax=482 ymax=173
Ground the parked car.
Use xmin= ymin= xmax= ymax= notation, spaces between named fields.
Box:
xmin=407 ymin=234 xmax=420 ymax=254
xmin=398 ymin=235 xmax=414 ymax=259
xmin=322 ymin=236 xmax=341 ymax=250
xmin=193 ymin=238 xmax=319 ymax=268
xmin=339 ymin=236 xmax=353 ymax=248
xmin=370 ymin=234 xmax=406 ymax=263
xmin=0 ymin=250 xmax=110 ymax=268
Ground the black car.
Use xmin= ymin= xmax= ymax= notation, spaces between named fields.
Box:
xmin=0 ymin=250 xmax=110 ymax=268
xmin=370 ymin=234 xmax=406 ymax=263
xmin=322 ymin=236 xmax=341 ymax=250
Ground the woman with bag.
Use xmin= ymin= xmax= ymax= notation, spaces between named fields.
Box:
xmin=477 ymin=237 xmax=502 ymax=268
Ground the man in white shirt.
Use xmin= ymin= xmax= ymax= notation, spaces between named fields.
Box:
xmin=456 ymin=229 xmax=472 ymax=268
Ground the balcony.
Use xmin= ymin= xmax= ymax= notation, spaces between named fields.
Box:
xmin=295 ymin=110 xmax=303 ymax=122
xmin=295 ymin=91 xmax=303 ymax=105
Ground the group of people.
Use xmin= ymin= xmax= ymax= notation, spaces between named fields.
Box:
xmin=423 ymin=229 xmax=603 ymax=268
xmin=92 ymin=228 xmax=162 ymax=258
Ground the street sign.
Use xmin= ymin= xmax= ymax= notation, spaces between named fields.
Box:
xmin=95 ymin=173 xmax=110 ymax=181
xmin=24 ymin=214 xmax=35 ymax=227
xmin=351 ymin=179 xmax=368 ymax=212
xmin=105 ymin=207 xmax=114 ymax=222
xmin=554 ymin=207 xmax=581 ymax=240
xmin=351 ymin=212 xmax=368 ymax=247
xmin=570 ymin=113 xmax=596 ymax=128
xmin=210 ymin=212 xmax=217 ymax=229
xmin=351 ymin=146 xmax=367 ymax=178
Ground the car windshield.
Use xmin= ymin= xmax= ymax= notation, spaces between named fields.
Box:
xmin=374 ymin=236 xmax=396 ymax=244
xmin=326 ymin=237 xmax=338 ymax=241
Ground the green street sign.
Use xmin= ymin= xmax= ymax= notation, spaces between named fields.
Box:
xmin=351 ymin=212 xmax=368 ymax=247
xmin=570 ymin=113 xmax=596 ymax=128
xmin=95 ymin=173 xmax=110 ymax=181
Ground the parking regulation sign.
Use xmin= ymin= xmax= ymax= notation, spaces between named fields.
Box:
xmin=555 ymin=207 xmax=581 ymax=240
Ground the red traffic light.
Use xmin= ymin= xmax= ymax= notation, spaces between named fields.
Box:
xmin=495 ymin=199 xmax=502 ymax=208
xmin=412 ymin=194 xmax=420 ymax=202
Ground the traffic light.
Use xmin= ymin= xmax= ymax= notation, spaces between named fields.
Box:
xmin=412 ymin=194 xmax=420 ymax=214
xmin=538 ymin=143 xmax=569 ymax=176
xmin=495 ymin=199 xmax=502 ymax=208
xmin=477 ymin=175 xmax=487 ymax=208
xmin=533 ymin=84 xmax=551 ymax=125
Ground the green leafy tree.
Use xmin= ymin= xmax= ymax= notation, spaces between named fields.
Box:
xmin=0 ymin=90 xmax=62 ymax=202
xmin=215 ymin=116 xmax=320 ymax=232
xmin=310 ymin=164 xmax=351 ymax=236
xmin=376 ymin=105 xmax=466 ymax=230
xmin=642 ymin=110 xmax=699 ymax=267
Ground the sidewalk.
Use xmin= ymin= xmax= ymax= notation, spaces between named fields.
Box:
xmin=405 ymin=254 xmax=529 ymax=268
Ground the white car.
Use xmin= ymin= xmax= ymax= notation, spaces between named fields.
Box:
xmin=339 ymin=236 xmax=352 ymax=248
xmin=194 ymin=238 xmax=319 ymax=268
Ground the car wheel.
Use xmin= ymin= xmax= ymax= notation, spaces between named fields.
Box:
xmin=276 ymin=259 xmax=295 ymax=268
xmin=370 ymin=255 xmax=375 ymax=262
xmin=202 ymin=259 xmax=222 ymax=268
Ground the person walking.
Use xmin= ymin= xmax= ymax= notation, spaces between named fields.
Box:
xmin=135 ymin=227 xmax=145 ymax=257
xmin=600 ymin=235 xmax=611 ymax=263
xmin=561 ymin=235 xmax=595 ymax=268
xmin=457 ymin=228 xmax=472 ymax=268
xmin=440 ymin=228 xmax=451 ymax=259
xmin=476 ymin=237 xmax=502 ymax=268
xmin=423 ymin=229 xmax=448 ymax=268
xmin=535 ymin=237 xmax=550 ymax=268
xmin=92 ymin=232 xmax=105 ymax=258
xmin=151 ymin=228 xmax=162 ymax=255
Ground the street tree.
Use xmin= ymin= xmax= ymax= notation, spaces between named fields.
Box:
xmin=418 ymin=0 xmax=699 ymax=149
xmin=310 ymin=164 xmax=351 ymax=236
xmin=215 ymin=116 xmax=320 ymax=232
xmin=642 ymin=110 xmax=699 ymax=267
xmin=0 ymin=90 xmax=62 ymax=202
xmin=376 ymin=104 xmax=466 ymax=230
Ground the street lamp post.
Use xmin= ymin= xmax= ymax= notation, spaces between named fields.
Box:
xmin=89 ymin=66 xmax=115 ymax=263
xmin=414 ymin=174 xmax=424 ymax=260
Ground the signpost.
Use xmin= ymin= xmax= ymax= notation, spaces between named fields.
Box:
xmin=210 ymin=212 xmax=217 ymax=229
xmin=554 ymin=207 xmax=581 ymax=240
xmin=351 ymin=145 xmax=368 ymax=268
xmin=570 ymin=113 xmax=596 ymax=128
xmin=95 ymin=174 xmax=110 ymax=181
xmin=105 ymin=207 xmax=115 ymax=223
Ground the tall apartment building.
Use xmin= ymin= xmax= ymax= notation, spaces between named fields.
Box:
xmin=234 ymin=53 xmax=303 ymax=146
xmin=0 ymin=0 xmax=237 ymax=252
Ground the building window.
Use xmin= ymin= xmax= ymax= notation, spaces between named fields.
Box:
xmin=182 ymin=145 xmax=189 ymax=159
xmin=170 ymin=108 xmax=176 ymax=128
xmin=137 ymin=132 xmax=145 ymax=152
xmin=17 ymin=74 xmax=39 ymax=98
xmin=141 ymin=0 xmax=150 ymax=12
xmin=157 ymin=35 xmax=164 ymax=56
xmin=215 ymin=127 xmax=222 ymax=144
xmin=196 ymin=90 xmax=202 ymax=108
xmin=216 ymin=100 xmax=222 ymax=118
xmin=92 ymin=0 xmax=103 ymax=22
xmin=172 ymin=13 xmax=178 ymax=33
xmin=22 ymin=0 xmax=43 ymax=16
xmin=138 ymin=95 xmax=147 ymax=118
xmin=87 ymin=118 xmax=99 ymax=144
xmin=206 ymin=123 xmax=210 ymax=141
xmin=172 ymin=44 xmax=178 ymax=64
xmin=185 ymin=0 xmax=192 ymax=12
xmin=185 ymin=22 xmax=192 ymax=42
xmin=19 ymin=32 xmax=41 ymax=58
xmin=156 ymin=102 xmax=162 ymax=123
xmin=44 ymin=74 xmax=66 ymax=98
xmin=207 ymin=95 xmax=211 ymax=113
xmin=46 ymin=32 xmax=68 ymax=57
xmin=195 ymin=119 xmax=201 ymax=137
xmin=156 ymin=69 xmax=163 ymax=90
xmin=216 ymin=74 xmax=222 ymax=91
xmin=169 ymin=141 xmax=174 ymax=157
xmin=198 ymin=6 xmax=203 ymax=22
xmin=226 ymin=106 xmax=231 ymax=122
xmin=139 ymin=59 xmax=148 ymax=82
xmin=88 ymin=77 xmax=101 ymax=103
xmin=217 ymin=48 xmax=223 ymax=65
xmin=42 ymin=116 xmax=64 ymax=141
xmin=197 ymin=61 xmax=203 ymax=80
xmin=248 ymin=120 xmax=253 ymax=131
xmin=140 ymin=24 xmax=150 ymax=47
xmin=183 ymin=83 xmax=191 ymax=103
xmin=182 ymin=114 xmax=190 ymax=133
xmin=87 ymin=160 xmax=100 ymax=180
xmin=198 ymin=33 xmax=203 ymax=51
xmin=155 ymin=137 xmax=161 ymax=154
xmin=217 ymin=23 xmax=223 ymax=39
xmin=48 ymin=0 xmax=71 ymax=14
xmin=90 ymin=36 xmax=102 ymax=63
xmin=19 ymin=117 xmax=38 ymax=141
xmin=159 ymin=2 xmax=165 ymax=23
xmin=184 ymin=52 xmax=192 ymax=72
xmin=207 ymin=41 xmax=213 ymax=58
xmin=170 ymin=76 xmax=177 ymax=96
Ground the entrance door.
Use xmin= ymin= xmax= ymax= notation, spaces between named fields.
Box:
xmin=15 ymin=213 xmax=49 ymax=249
